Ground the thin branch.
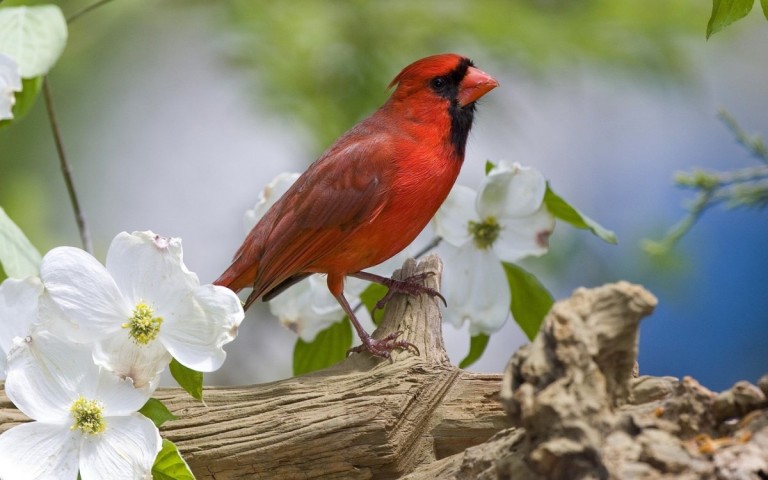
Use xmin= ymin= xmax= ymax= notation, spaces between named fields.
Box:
xmin=43 ymin=78 xmax=94 ymax=254
xmin=642 ymin=189 xmax=716 ymax=255
xmin=414 ymin=236 xmax=442 ymax=259
xmin=66 ymin=0 xmax=118 ymax=24
xmin=718 ymin=110 xmax=768 ymax=164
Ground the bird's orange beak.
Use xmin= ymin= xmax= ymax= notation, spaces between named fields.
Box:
xmin=457 ymin=66 xmax=499 ymax=107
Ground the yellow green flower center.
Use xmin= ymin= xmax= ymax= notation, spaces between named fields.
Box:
xmin=70 ymin=396 xmax=105 ymax=435
xmin=468 ymin=216 xmax=501 ymax=250
xmin=123 ymin=302 xmax=163 ymax=345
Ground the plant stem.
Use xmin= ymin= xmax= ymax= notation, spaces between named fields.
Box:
xmin=43 ymin=77 xmax=94 ymax=254
xmin=67 ymin=0 xmax=117 ymax=24
xmin=414 ymin=236 xmax=442 ymax=259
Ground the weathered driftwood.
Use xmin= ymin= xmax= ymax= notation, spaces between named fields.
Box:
xmin=2 ymin=258 xmax=767 ymax=479
xmin=404 ymin=282 xmax=768 ymax=480
xmin=0 ymin=256 xmax=509 ymax=479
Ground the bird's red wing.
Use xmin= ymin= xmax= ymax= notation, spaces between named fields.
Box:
xmin=250 ymin=137 xmax=394 ymax=298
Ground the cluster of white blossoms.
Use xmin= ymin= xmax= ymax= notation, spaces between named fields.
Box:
xmin=252 ymin=161 xmax=553 ymax=341
xmin=0 ymin=231 xmax=244 ymax=479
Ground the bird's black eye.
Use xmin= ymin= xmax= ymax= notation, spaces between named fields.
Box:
xmin=430 ymin=76 xmax=447 ymax=91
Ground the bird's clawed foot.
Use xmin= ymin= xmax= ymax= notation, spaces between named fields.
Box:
xmin=347 ymin=331 xmax=420 ymax=361
xmin=372 ymin=272 xmax=447 ymax=315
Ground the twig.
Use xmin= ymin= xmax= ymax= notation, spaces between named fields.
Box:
xmin=66 ymin=0 xmax=117 ymax=24
xmin=414 ymin=236 xmax=442 ymax=259
xmin=642 ymin=189 xmax=715 ymax=255
xmin=43 ymin=78 xmax=94 ymax=254
xmin=644 ymin=112 xmax=768 ymax=255
xmin=718 ymin=110 xmax=768 ymax=164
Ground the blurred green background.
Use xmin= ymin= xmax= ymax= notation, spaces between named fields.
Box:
xmin=1 ymin=0 xmax=766 ymax=389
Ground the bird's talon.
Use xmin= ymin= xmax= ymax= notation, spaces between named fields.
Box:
xmin=347 ymin=331 xmax=419 ymax=359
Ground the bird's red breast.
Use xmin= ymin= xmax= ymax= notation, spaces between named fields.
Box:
xmin=215 ymin=53 xmax=498 ymax=300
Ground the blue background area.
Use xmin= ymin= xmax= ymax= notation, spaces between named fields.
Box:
xmin=638 ymin=209 xmax=768 ymax=390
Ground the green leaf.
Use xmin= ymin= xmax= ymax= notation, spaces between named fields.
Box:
xmin=543 ymin=184 xmax=617 ymax=244
xmin=139 ymin=398 xmax=178 ymax=428
xmin=0 ymin=5 xmax=68 ymax=77
xmin=169 ymin=359 xmax=203 ymax=401
xmin=293 ymin=317 xmax=352 ymax=376
xmin=706 ymin=0 xmax=754 ymax=38
xmin=502 ymin=262 xmax=554 ymax=341
xmin=459 ymin=334 xmax=490 ymax=369
xmin=484 ymin=160 xmax=495 ymax=175
xmin=762 ymin=0 xmax=768 ymax=19
xmin=0 ymin=76 xmax=42 ymax=129
xmin=152 ymin=439 xmax=196 ymax=480
xmin=13 ymin=76 xmax=41 ymax=118
xmin=359 ymin=283 xmax=388 ymax=325
xmin=0 ymin=206 xmax=42 ymax=278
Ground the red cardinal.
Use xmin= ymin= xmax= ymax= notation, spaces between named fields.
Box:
xmin=215 ymin=53 xmax=498 ymax=358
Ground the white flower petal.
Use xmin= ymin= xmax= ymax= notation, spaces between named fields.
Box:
xmin=269 ymin=277 xmax=336 ymax=341
xmin=244 ymin=172 xmax=300 ymax=231
xmin=433 ymin=184 xmax=477 ymax=247
xmin=93 ymin=333 xmax=169 ymax=395
xmin=477 ymin=162 xmax=547 ymax=219
xmin=93 ymin=364 xmax=153 ymax=417
xmin=79 ymin=413 xmax=161 ymax=480
xmin=37 ymin=289 xmax=82 ymax=342
xmin=440 ymin=243 xmax=511 ymax=335
xmin=0 ymin=421 xmax=80 ymax=480
xmin=494 ymin=205 xmax=556 ymax=262
xmin=4 ymin=330 xmax=96 ymax=422
xmin=40 ymin=246 xmax=129 ymax=341
xmin=0 ymin=277 xmax=43 ymax=368
xmin=160 ymin=284 xmax=243 ymax=371
xmin=105 ymin=231 xmax=198 ymax=308
xmin=0 ymin=53 xmax=22 ymax=120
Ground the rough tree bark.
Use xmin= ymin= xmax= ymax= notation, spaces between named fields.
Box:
xmin=1 ymin=256 xmax=766 ymax=479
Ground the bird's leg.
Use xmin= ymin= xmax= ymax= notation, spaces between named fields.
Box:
xmin=327 ymin=274 xmax=419 ymax=360
xmin=350 ymin=270 xmax=447 ymax=315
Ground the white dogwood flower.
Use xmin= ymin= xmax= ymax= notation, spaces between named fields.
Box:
xmin=433 ymin=162 xmax=555 ymax=334
xmin=40 ymin=231 xmax=244 ymax=393
xmin=0 ymin=330 xmax=160 ymax=480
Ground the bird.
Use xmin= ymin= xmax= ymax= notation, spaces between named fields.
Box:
xmin=215 ymin=53 xmax=498 ymax=358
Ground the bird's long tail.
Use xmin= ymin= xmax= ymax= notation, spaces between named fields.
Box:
xmin=213 ymin=257 xmax=259 ymax=292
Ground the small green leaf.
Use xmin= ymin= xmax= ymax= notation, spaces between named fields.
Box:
xmin=459 ymin=334 xmax=490 ymax=369
xmin=0 ymin=5 xmax=68 ymax=77
xmin=139 ymin=398 xmax=178 ymax=428
xmin=152 ymin=439 xmax=196 ymax=480
xmin=0 ymin=76 xmax=42 ymax=129
xmin=543 ymin=184 xmax=617 ymax=244
xmin=359 ymin=283 xmax=388 ymax=325
xmin=762 ymin=0 xmax=768 ymax=19
xmin=0 ymin=206 xmax=42 ymax=278
xmin=12 ymin=76 xmax=41 ymax=120
xmin=293 ymin=317 xmax=352 ymax=376
xmin=706 ymin=0 xmax=755 ymax=39
xmin=484 ymin=160 xmax=495 ymax=175
xmin=169 ymin=359 xmax=203 ymax=401
xmin=502 ymin=262 xmax=554 ymax=340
